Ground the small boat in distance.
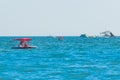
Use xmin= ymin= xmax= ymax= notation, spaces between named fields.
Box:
xmin=58 ymin=36 xmax=63 ymax=40
xmin=12 ymin=38 xmax=37 ymax=49
xmin=80 ymin=34 xmax=87 ymax=38
xmin=100 ymin=31 xmax=115 ymax=38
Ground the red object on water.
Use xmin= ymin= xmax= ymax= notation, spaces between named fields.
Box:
xmin=14 ymin=38 xmax=31 ymax=48
xmin=58 ymin=36 xmax=63 ymax=40
xmin=14 ymin=38 xmax=31 ymax=42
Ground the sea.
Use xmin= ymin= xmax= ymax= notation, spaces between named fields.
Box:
xmin=0 ymin=36 xmax=120 ymax=80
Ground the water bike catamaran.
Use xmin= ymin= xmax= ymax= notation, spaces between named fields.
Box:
xmin=12 ymin=38 xmax=37 ymax=49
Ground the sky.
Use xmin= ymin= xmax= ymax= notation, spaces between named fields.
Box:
xmin=0 ymin=0 xmax=120 ymax=36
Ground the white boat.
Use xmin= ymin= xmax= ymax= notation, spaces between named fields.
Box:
xmin=100 ymin=31 xmax=115 ymax=38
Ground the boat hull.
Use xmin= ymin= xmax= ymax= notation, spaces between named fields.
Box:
xmin=11 ymin=46 xmax=37 ymax=49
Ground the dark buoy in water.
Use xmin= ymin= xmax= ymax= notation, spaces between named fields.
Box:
xmin=58 ymin=36 xmax=63 ymax=40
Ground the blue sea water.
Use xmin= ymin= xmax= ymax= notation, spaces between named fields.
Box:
xmin=0 ymin=36 xmax=120 ymax=80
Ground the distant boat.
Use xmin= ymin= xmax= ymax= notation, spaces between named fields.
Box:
xmin=80 ymin=34 xmax=87 ymax=38
xmin=100 ymin=31 xmax=115 ymax=38
xmin=12 ymin=38 xmax=37 ymax=49
xmin=58 ymin=36 xmax=63 ymax=40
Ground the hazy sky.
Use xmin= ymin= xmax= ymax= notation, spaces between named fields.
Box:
xmin=0 ymin=0 xmax=120 ymax=36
